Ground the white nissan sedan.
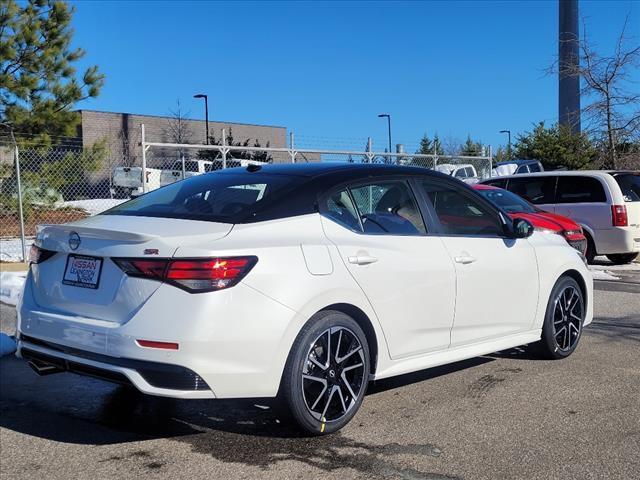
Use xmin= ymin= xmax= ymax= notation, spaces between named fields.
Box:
xmin=17 ymin=164 xmax=593 ymax=434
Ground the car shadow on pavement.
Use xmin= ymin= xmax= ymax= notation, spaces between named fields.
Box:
xmin=0 ymin=354 xmax=472 ymax=478
xmin=0 ymin=354 xmax=492 ymax=442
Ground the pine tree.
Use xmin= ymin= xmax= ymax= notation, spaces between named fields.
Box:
xmin=459 ymin=135 xmax=483 ymax=156
xmin=0 ymin=0 xmax=105 ymax=146
xmin=416 ymin=133 xmax=444 ymax=155
xmin=514 ymin=122 xmax=597 ymax=170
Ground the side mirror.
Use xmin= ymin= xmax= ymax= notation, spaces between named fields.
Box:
xmin=512 ymin=218 xmax=535 ymax=239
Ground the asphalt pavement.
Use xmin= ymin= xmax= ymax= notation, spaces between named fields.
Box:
xmin=0 ymin=281 xmax=638 ymax=480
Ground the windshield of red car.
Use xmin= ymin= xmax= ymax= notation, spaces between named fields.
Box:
xmin=476 ymin=188 xmax=537 ymax=214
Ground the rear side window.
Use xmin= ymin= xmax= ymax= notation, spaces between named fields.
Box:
xmin=515 ymin=165 xmax=529 ymax=174
xmin=324 ymin=189 xmax=361 ymax=231
xmin=614 ymin=173 xmax=640 ymax=202
xmin=322 ymin=180 xmax=426 ymax=235
xmin=103 ymin=172 xmax=298 ymax=223
xmin=556 ymin=176 xmax=606 ymax=203
xmin=528 ymin=163 xmax=542 ymax=173
xmin=507 ymin=177 xmax=557 ymax=204
xmin=420 ymin=180 xmax=503 ymax=236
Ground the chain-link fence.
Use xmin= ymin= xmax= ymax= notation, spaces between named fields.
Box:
xmin=0 ymin=126 xmax=493 ymax=262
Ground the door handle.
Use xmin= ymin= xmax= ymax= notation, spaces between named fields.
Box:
xmin=348 ymin=255 xmax=378 ymax=265
xmin=454 ymin=255 xmax=477 ymax=265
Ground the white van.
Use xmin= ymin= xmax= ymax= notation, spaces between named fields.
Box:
xmin=482 ymin=171 xmax=640 ymax=264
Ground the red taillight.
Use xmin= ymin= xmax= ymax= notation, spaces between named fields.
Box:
xmin=611 ymin=204 xmax=628 ymax=227
xmin=29 ymin=245 xmax=56 ymax=264
xmin=113 ymin=256 xmax=257 ymax=293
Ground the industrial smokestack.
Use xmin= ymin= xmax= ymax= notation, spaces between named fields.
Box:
xmin=559 ymin=0 xmax=581 ymax=133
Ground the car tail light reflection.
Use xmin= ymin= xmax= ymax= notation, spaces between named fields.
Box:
xmin=113 ymin=256 xmax=258 ymax=293
xmin=136 ymin=339 xmax=179 ymax=350
xmin=611 ymin=205 xmax=628 ymax=227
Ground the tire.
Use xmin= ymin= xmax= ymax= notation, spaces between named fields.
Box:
xmin=532 ymin=276 xmax=585 ymax=360
xmin=605 ymin=253 xmax=639 ymax=265
xmin=282 ymin=310 xmax=370 ymax=435
xmin=584 ymin=232 xmax=596 ymax=264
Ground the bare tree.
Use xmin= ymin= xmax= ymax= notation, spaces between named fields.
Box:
xmin=165 ymin=100 xmax=194 ymax=145
xmin=440 ymin=134 xmax=462 ymax=157
xmin=561 ymin=16 xmax=640 ymax=169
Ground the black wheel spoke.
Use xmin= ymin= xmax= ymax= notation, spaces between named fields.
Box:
xmin=301 ymin=326 xmax=365 ymax=422
xmin=551 ymin=285 xmax=583 ymax=352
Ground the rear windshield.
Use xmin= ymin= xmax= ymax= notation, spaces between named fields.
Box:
xmin=476 ymin=188 xmax=537 ymax=214
xmin=103 ymin=172 xmax=300 ymax=223
xmin=614 ymin=173 xmax=640 ymax=202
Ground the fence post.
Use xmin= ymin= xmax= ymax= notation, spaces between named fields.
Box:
xmin=488 ymin=145 xmax=493 ymax=177
xmin=289 ymin=132 xmax=296 ymax=163
xmin=14 ymin=145 xmax=27 ymax=262
xmin=141 ymin=123 xmax=148 ymax=193
xmin=222 ymin=128 xmax=227 ymax=169
xmin=433 ymin=144 xmax=438 ymax=169
xmin=366 ymin=137 xmax=373 ymax=163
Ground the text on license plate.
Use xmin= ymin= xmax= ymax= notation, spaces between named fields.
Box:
xmin=62 ymin=254 xmax=103 ymax=289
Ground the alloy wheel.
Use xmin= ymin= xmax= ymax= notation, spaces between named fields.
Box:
xmin=301 ymin=326 xmax=366 ymax=422
xmin=552 ymin=285 xmax=583 ymax=351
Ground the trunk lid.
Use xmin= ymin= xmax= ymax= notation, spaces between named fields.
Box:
xmin=32 ymin=215 xmax=233 ymax=323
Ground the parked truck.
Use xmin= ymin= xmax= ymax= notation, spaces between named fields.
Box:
xmin=112 ymin=166 xmax=162 ymax=197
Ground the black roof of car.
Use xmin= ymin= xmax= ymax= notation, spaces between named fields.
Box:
xmin=218 ymin=162 xmax=446 ymax=179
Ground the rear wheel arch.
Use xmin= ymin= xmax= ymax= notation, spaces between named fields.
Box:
xmin=319 ymin=303 xmax=379 ymax=376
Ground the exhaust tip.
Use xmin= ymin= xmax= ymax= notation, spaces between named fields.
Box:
xmin=28 ymin=360 xmax=63 ymax=376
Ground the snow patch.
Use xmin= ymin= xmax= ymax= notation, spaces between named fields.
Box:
xmin=0 ymin=237 xmax=34 ymax=262
xmin=62 ymin=198 xmax=126 ymax=216
xmin=589 ymin=269 xmax=621 ymax=281
xmin=0 ymin=271 xmax=27 ymax=306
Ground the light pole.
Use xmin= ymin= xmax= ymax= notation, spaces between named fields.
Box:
xmin=194 ymin=94 xmax=209 ymax=144
xmin=378 ymin=113 xmax=392 ymax=162
xmin=499 ymin=129 xmax=511 ymax=159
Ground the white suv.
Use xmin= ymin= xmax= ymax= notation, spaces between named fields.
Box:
xmin=482 ymin=171 xmax=640 ymax=264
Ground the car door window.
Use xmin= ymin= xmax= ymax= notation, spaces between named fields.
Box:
xmin=528 ymin=163 xmax=542 ymax=172
xmin=556 ymin=176 xmax=606 ymax=203
xmin=349 ymin=181 xmax=426 ymax=235
xmin=323 ymin=189 xmax=361 ymax=231
xmin=420 ymin=180 xmax=503 ymax=236
xmin=507 ymin=176 xmax=557 ymax=204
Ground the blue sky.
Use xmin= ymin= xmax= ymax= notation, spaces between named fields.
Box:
xmin=70 ymin=0 xmax=638 ymax=151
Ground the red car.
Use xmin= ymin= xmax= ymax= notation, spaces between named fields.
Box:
xmin=473 ymin=184 xmax=588 ymax=255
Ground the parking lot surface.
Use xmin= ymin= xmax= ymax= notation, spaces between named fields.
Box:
xmin=1 ymin=282 xmax=639 ymax=480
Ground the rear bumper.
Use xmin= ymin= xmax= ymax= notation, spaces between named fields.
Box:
xmin=18 ymin=335 xmax=212 ymax=398
xmin=593 ymin=227 xmax=640 ymax=254
xmin=17 ymin=271 xmax=300 ymax=399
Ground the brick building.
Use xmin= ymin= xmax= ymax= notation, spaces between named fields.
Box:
xmin=78 ymin=109 xmax=289 ymax=169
